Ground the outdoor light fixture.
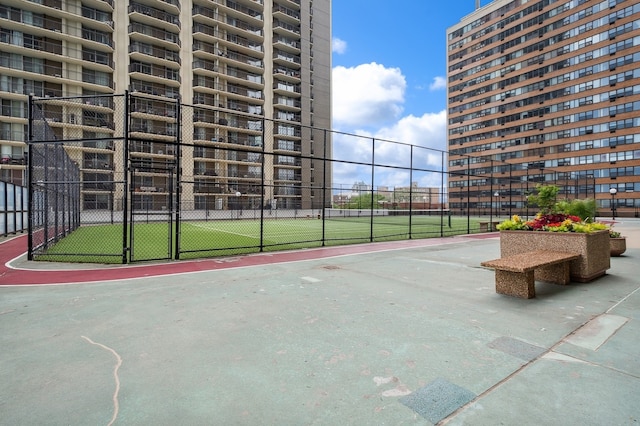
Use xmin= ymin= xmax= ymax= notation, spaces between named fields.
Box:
xmin=609 ymin=187 xmax=617 ymax=220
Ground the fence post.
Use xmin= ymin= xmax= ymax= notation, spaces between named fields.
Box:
xmin=1 ymin=182 xmax=6 ymax=237
xmin=466 ymin=155 xmax=471 ymax=233
xmin=321 ymin=129 xmax=328 ymax=246
xmin=122 ymin=91 xmax=130 ymax=264
xmin=173 ymin=95 xmax=181 ymax=260
xmin=440 ymin=152 xmax=445 ymax=237
xmin=409 ymin=144 xmax=414 ymax=239
xmin=370 ymin=138 xmax=376 ymax=242
xmin=27 ymin=95 xmax=34 ymax=258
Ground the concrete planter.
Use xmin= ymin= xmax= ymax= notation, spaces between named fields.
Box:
xmin=500 ymin=230 xmax=610 ymax=282
xmin=610 ymin=237 xmax=627 ymax=257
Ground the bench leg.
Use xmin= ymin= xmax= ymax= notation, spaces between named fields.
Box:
xmin=495 ymin=270 xmax=535 ymax=299
xmin=535 ymin=262 xmax=571 ymax=285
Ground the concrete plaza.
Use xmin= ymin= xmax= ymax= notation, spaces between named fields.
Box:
xmin=1 ymin=219 xmax=639 ymax=425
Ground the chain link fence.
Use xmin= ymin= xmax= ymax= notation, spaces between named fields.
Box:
xmin=27 ymin=93 xmax=595 ymax=263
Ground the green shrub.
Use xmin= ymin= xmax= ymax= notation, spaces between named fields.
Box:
xmin=555 ymin=199 xmax=597 ymax=222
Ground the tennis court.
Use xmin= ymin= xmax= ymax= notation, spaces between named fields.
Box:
xmin=35 ymin=211 xmax=484 ymax=263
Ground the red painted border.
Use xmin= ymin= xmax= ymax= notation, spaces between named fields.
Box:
xmin=0 ymin=234 xmax=487 ymax=286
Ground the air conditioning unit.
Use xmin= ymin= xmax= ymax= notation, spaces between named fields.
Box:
xmin=157 ymin=150 xmax=163 ymax=155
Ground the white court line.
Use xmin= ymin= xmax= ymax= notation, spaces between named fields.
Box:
xmin=189 ymin=222 xmax=261 ymax=240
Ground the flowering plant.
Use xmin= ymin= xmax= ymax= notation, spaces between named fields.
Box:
xmin=497 ymin=184 xmax=609 ymax=234
xmin=497 ymin=213 xmax=608 ymax=233
xmin=609 ymin=228 xmax=623 ymax=238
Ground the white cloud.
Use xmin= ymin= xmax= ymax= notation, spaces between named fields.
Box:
xmin=332 ymin=63 xmax=406 ymax=128
xmin=332 ymin=111 xmax=447 ymax=189
xmin=376 ymin=111 xmax=447 ymax=153
xmin=330 ymin=63 xmax=448 ymax=190
xmin=332 ymin=37 xmax=347 ymax=54
xmin=429 ymin=76 xmax=447 ymax=91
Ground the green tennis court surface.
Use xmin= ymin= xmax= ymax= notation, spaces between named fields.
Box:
xmin=36 ymin=215 xmax=483 ymax=263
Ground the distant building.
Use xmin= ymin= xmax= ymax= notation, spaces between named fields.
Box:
xmin=332 ymin=182 xmax=441 ymax=210
xmin=447 ymin=0 xmax=640 ymax=217
xmin=0 ymin=0 xmax=332 ymax=210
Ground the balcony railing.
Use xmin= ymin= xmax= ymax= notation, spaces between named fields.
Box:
xmin=129 ymin=2 xmax=180 ymax=27
xmin=221 ymin=0 xmax=263 ymax=20
xmin=0 ymin=155 xmax=26 ymax=165
xmin=128 ymin=23 xmax=180 ymax=46
xmin=130 ymin=42 xmax=181 ymax=64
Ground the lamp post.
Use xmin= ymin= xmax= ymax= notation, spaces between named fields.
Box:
xmin=609 ymin=187 xmax=617 ymax=220
xmin=235 ymin=191 xmax=242 ymax=218
xmin=494 ymin=191 xmax=500 ymax=219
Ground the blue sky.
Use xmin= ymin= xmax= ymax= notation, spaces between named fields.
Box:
xmin=330 ymin=0 xmax=493 ymax=189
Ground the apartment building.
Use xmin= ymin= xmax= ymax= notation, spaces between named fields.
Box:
xmin=447 ymin=0 xmax=640 ymax=217
xmin=0 ymin=0 xmax=331 ymax=211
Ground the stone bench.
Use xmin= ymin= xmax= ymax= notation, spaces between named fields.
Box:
xmin=479 ymin=221 xmax=500 ymax=232
xmin=481 ymin=251 xmax=580 ymax=299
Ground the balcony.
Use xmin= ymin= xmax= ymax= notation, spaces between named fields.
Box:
xmin=130 ymin=100 xmax=178 ymax=117
xmin=194 ymin=183 xmax=223 ymax=193
xmin=226 ymin=101 xmax=262 ymax=115
xmin=81 ymin=27 xmax=114 ymax=48
xmin=194 ymin=168 xmax=219 ymax=176
xmin=130 ymin=79 xmax=179 ymax=99
xmin=82 ymin=117 xmax=115 ymax=130
xmin=193 ymin=146 xmax=217 ymax=159
xmin=128 ymin=22 xmax=180 ymax=48
xmin=219 ymin=0 xmax=263 ymax=23
xmin=129 ymin=42 xmax=180 ymax=65
xmin=225 ymin=50 xmax=264 ymax=71
xmin=83 ymin=159 xmax=113 ymax=170
xmin=0 ymin=30 xmax=63 ymax=55
xmin=273 ymin=35 xmax=300 ymax=53
xmin=226 ymin=33 xmax=263 ymax=54
xmin=273 ymin=4 xmax=300 ymax=22
xmin=273 ymin=81 xmax=301 ymax=96
xmin=129 ymin=61 xmax=181 ymax=83
xmin=273 ymin=66 xmax=301 ymax=83
xmin=274 ymin=97 xmax=301 ymax=111
xmin=193 ymin=58 xmax=219 ymax=73
xmin=193 ymin=110 xmax=217 ymax=123
xmin=0 ymin=155 xmax=26 ymax=165
xmin=129 ymin=2 xmax=180 ymax=28
xmin=273 ymin=50 xmax=301 ymax=67
xmin=273 ymin=19 xmax=300 ymax=36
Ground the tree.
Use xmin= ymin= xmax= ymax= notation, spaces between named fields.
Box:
xmin=346 ymin=193 xmax=386 ymax=209
xmin=527 ymin=184 xmax=559 ymax=215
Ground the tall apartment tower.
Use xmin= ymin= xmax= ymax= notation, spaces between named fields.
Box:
xmin=447 ymin=0 xmax=640 ymax=217
xmin=0 ymin=0 xmax=331 ymax=210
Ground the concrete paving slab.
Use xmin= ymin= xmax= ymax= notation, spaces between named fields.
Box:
xmin=1 ymin=223 xmax=639 ymax=425
xmin=563 ymin=314 xmax=629 ymax=350
xmin=400 ymin=378 xmax=476 ymax=423
xmin=445 ymin=356 xmax=640 ymax=426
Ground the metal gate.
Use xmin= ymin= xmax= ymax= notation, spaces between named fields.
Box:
xmin=126 ymin=95 xmax=181 ymax=262
xmin=128 ymin=151 xmax=178 ymax=262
